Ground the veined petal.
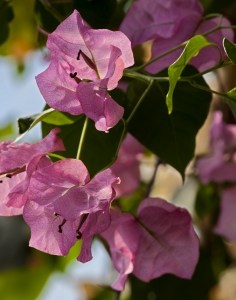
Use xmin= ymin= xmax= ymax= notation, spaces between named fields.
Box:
xmin=24 ymin=201 xmax=78 ymax=256
xmin=77 ymin=81 xmax=124 ymax=132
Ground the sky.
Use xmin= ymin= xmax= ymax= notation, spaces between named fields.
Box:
xmin=0 ymin=51 xmax=46 ymax=139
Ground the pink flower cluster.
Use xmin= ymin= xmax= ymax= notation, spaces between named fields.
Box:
xmin=1 ymin=3 xmax=216 ymax=290
xmin=36 ymin=10 xmax=134 ymax=132
xmin=0 ymin=130 xmax=119 ymax=262
xmin=196 ymin=111 xmax=236 ymax=183
xmin=120 ymin=0 xmax=234 ymax=73
xmin=111 ymin=134 xmax=144 ymax=197
xmin=102 ymin=198 xmax=199 ymax=290
xmin=196 ymin=111 xmax=236 ymax=243
xmin=0 ymin=130 xmax=199 ymax=290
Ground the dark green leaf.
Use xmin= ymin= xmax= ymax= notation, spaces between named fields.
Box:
xmin=0 ymin=0 xmax=14 ymax=45
xmin=73 ymin=0 xmax=117 ymax=28
xmin=34 ymin=0 xmax=73 ymax=36
xmin=127 ymin=67 xmax=211 ymax=177
xmin=194 ymin=183 xmax=220 ymax=221
xmin=42 ymin=116 xmax=125 ymax=177
xmin=167 ymin=35 xmax=212 ymax=113
xmin=223 ymin=38 xmax=236 ymax=64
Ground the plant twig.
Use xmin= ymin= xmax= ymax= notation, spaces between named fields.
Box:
xmin=144 ymin=158 xmax=163 ymax=198
xmin=126 ymin=80 xmax=154 ymax=125
xmin=40 ymin=0 xmax=64 ymax=21
xmin=113 ymin=291 xmax=121 ymax=300
xmin=76 ymin=117 xmax=89 ymax=160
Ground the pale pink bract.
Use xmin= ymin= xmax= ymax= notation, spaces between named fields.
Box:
xmin=101 ymin=198 xmax=199 ymax=290
xmin=196 ymin=111 xmax=236 ymax=183
xmin=111 ymin=134 xmax=143 ymax=197
xmin=120 ymin=0 xmax=233 ymax=73
xmin=24 ymin=158 xmax=119 ymax=261
xmin=0 ymin=129 xmax=64 ymax=216
xmin=214 ymin=187 xmax=236 ymax=242
xmin=36 ymin=10 xmax=134 ymax=132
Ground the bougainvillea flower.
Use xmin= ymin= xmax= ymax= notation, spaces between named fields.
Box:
xmin=196 ymin=111 xmax=236 ymax=183
xmin=101 ymin=198 xmax=199 ymax=290
xmin=191 ymin=16 xmax=234 ymax=71
xmin=0 ymin=129 xmax=64 ymax=216
xmin=120 ymin=0 xmax=233 ymax=73
xmin=214 ymin=187 xmax=236 ymax=242
xmin=36 ymin=10 xmax=134 ymax=132
xmin=24 ymin=159 xmax=119 ymax=259
xmin=111 ymin=134 xmax=143 ymax=197
xmin=120 ymin=0 xmax=203 ymax=47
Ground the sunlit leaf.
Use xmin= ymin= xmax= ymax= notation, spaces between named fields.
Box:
xmin=17 ymin=108 xmax=80 ymax=138
xmin=167 ymin=35 xmax=212 ymax=113
xmin=18 ymin=108 xmax=54 ymax=135
xmin=0 ymin=264 xmax=52 ymax=300
xmin=225 ymin=87 xmax=236 ymax=118
xmin=0 ymin=123 xmax=14 ymax=139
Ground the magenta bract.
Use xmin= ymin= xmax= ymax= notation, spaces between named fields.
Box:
xmin=214 ymin=187 xmax=236 ymax=242
xmin=120 ymin=0 xmax=233 ymax=73
xmin=36 ymin=10 xmax=134 ymax=132
xmin=101 ymin=198 xmax=199 ymax=290
xmin=196 ymin=111 xmax=236 ymax=183
xmin=111 ymin=134 xmax=143 ymax=197
xmin=24 ymin=159 xmax=119 ymax=260
xmin=0 ymin=129 xmax=64 ymax=216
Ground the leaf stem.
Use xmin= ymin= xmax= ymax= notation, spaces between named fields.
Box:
xmin=40 ymin=0 xmax=64 ymax=21
xmin=182 ymin=61 xmax=232 ymax=79
xmin=188 ymin=80 xmax=228 ymax=98
xmin=126 ymin=80 xmax=154 ymax=125
xmin=129 ymin=20 xmax=236 ymax=72
xmin=124 ymin=70 xmax=169 ymax=83
xmin=113 ymin=291 xmax=121 ymax=300
xmin=76 ymin=117 xmax=89 ymax=160
xmin=132 ymin=42 xmax=186 ymax=72
xmin=144 ymin=158 xmax=163 ymax=198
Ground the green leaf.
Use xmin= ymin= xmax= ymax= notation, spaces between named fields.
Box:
xmin=167 ymin=35 xmax=212 ymax=113
xmin=74 ymin=0 xmax=117 ymax=28
xmin=0 ymin=123 xmax=14 ymax=139
xmin=127 ymin=67 xmax=211 ymax=177
xmin=195 ymin=183 xmax=220 ymax=220
xmin=0 ymin=264 xmax=52 ymax=300
xmin=17 ymin=108 xmax=79 ymax=137
xmin=18 ymin=108 xmax=54 ymax=135
xmin=42 ymin=116 xmax=125 ymax=177
xmin=223 ymin=38 xmax=236 ymax=64
xmin=225 ymin=87 xmax=236 ymax=118
xmin=0 ymin=0 xmax=14 ymax=45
